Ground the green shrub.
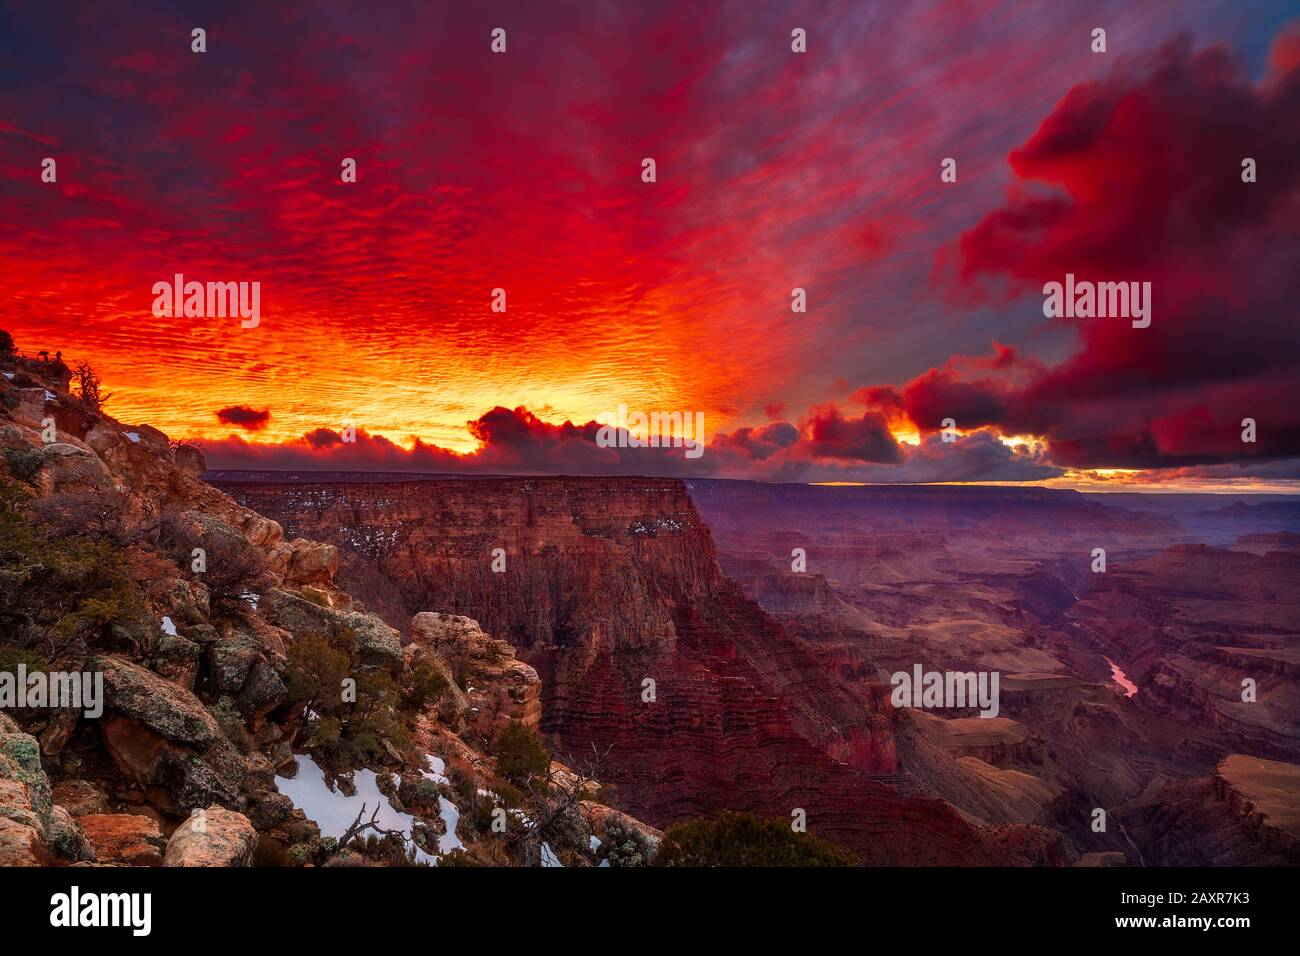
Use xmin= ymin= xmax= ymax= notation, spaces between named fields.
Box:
xmin=400 ymin=660 xmax=449 ymax=711
xmin=284 ymin=632 xmax=412 ymax=771
xmin=491 ymin=720 xmax=550 ymax=786
xmin=436 ymin=848 xmax=479 ymax=867
xmin=0 ymin=478 xmax=144 ymax=664
xmin=653 ymin=811 xmax=856 ymax=867
xmin=603 ymin=819 xmax=655 ymax=867
xmin=287 ymin=843 xmax=313 ymax=867
xmin=0 ymin=645 xmax=50 ymax=675
xmin=3 ymin=448 xmax=44 ymax=483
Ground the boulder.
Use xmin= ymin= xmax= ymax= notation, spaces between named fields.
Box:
xmin=92 ymin=655 xmax=244 ymax=813
xmin=163 ymin=806 xmax=256 ymax=867
xmin=36 ymin=440 xmax=113 ymax=494
xmin=79 ymin=813 xmax=165 ymax=866
xmin=261 ymin=589 xmax=402 ymax=670
xmin=151 ymin=631 xmax=202 ymax=690
xmin=207 ymin=631 xmax=262 ymax=696
xmin=268 ymin=537 xmax=339 ymax=586
xmin=0 ymin=731 xmax=51 ymax=865
xmin=0 ymin=814 xmax=43 ymax=866
xmin=11 ymin=387 xmax=48 ymax=424
xmin=36 ymin=706 xmax=80 ymax=760
xmin=173 ymin=443 xmax=206 ymax=477
xmin=93 ymin=655 xmax=220 ymax=747
xmin=46 ymin=806 xmax=96 ymax=862
xmin=0 ymin=729 xmax=52 ymax=825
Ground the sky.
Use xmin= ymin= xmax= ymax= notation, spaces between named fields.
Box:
xmin=2 ymin=0 xmax=1297 ymax=490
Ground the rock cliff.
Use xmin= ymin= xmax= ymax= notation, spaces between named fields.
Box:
xmin=218 ymin=475 xmax=1063 ymax=864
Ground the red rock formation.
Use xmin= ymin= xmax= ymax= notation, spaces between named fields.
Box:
xmin=218 ymin=476 xmax=1063 ymax=864
xmin=407 ymin=612 xmax=542 ymax=730
xmin=1118 ymin=756 xmax=1300 ymax=865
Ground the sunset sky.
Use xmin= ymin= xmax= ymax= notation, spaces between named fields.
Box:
xmin=2 ymin=1 xmax=1297 ymax=490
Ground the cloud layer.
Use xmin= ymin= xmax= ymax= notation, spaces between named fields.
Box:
xmin=2 ymin=3 xmax=1296 ymax=486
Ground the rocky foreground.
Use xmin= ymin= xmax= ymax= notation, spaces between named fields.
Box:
xmin=0 ymin=354 xmax=658 ymax=867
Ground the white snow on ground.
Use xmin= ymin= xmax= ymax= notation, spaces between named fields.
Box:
xmin=274 ymin=754 xmax=438 ymax=865
xmin=1 ymin=372 xmax=13 ymax=380
xmin=273 ymin=752 xmax=605 ymax=868
xmin=43 ymin=390 xmax=56 ymax=401
xmin=240 ymin=591 xmax=260 ymax=610
xmin=436 ymin=798 xmax=462 ymax=854
xmin=417 ymin=757 xmax=462 ymax=855
xmin=420 ymin=754 xmax=449 ymax=785
xmin=125 ymin=431 xmax=141 ymax=443
xmin=160 ymin=616 xmax=177 ymax=636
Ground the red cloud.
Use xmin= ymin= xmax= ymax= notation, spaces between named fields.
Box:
xmin=916 ymin=31 xmax=1300 ymax=470
xmin=199 ymin=402 xmax=1055 ymax=484
xmin=799 ymin=405 xmax=902 ymax=464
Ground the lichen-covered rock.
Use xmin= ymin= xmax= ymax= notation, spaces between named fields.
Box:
xmin=93 ymin=655 xmax=220 ymax=747
xmin=0 ymin=813 xmax=43 ymax=866
xmin=0 ymin=730 xmax=52 ymax=826
xmin=173 ymin=442 xmax=206 ymax=477
xmin=208 ymin=631 xmax=262 ymax=696
xmin=46 ymin=805 xmax=96 ymax=862
xmin=152 ymin=631 xmax=202 ymax=690
xmin=0 ymin=720 xmax=52 ymax=848
xmin=163 ymin=806 xmax=256 ymax=867
xmin=261 ymin=588 xmax=402 ymax=670
xmin=79 ymin=813 xmax=166 ymax=866
xmin=91 ymin=655 xmax=244 ymax=813
xmin=236 ymin=659 xmax=288 ymax=722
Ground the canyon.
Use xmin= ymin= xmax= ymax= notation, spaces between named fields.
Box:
xmin=212 ymin=472 xmax=1300 ymax=865
xmin=5 ymin=344 xmax=1295 ymax=867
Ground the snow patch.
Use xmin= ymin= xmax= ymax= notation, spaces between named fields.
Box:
xmin=160 ymin=616 xmax=177 ymax=637
xmin=435 ymin=798 xmax=462 ymax=855
xmin=124 ymin=431 xmax=141 ymax=443
xmin=420 ymin=754 xmax=449 ymax=786
xmin=274 ymin=754 xmax=438 ymax=865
